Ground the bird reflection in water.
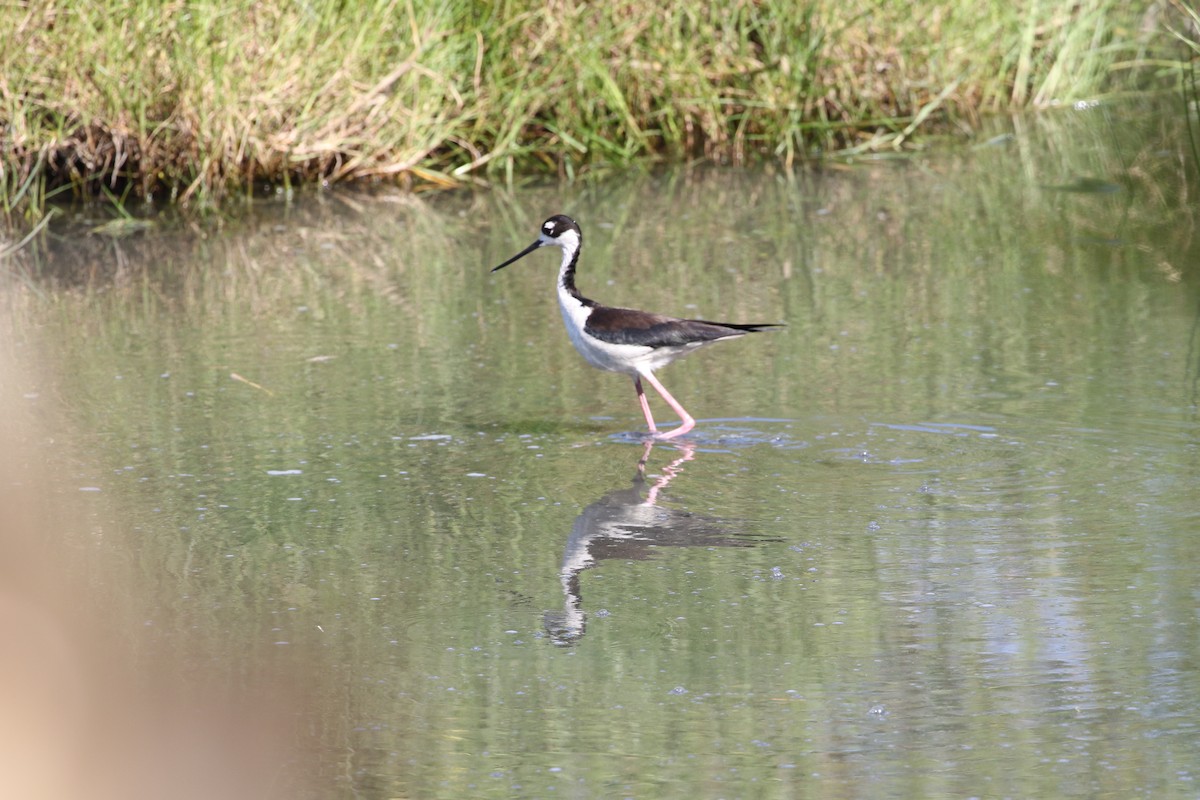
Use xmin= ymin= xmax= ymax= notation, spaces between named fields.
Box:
xmin=544 ymin=441 xmax=760 ymax=646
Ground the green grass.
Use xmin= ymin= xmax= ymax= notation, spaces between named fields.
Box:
xmin=0 ymin=0 xmax=1186 ymax=216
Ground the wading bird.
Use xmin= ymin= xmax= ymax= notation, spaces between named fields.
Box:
xmin=492 ymin=214 xmax=780 ymax=439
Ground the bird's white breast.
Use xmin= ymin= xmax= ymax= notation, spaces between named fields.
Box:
xmin=557 ymin=287 xmax=650 ymax=374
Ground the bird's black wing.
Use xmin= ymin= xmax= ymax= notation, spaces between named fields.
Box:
xmin=585 ymin=306 xmax=780 ymax=348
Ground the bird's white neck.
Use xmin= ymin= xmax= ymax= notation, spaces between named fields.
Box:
xmin=554 ymin=229 xmax=586 ymax=304
xmin=554 ymin=230 xmax=581 ymax=283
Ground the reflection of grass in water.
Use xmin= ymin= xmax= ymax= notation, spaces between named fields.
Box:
xmin=1185 ymin=59 xmax=1200 ymax=184
xmin=0 ymin=0 xmax=1181 ymax=217
xmin=1178 ymin=31 xmax=1200 ymax=411
xmin=5 ymin=105 xmax=1199 ymax=799
xmin=4 ymin=102 xmax=1193 ymax=448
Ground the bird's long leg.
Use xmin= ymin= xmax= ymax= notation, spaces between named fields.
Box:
xmin=639 ymin=370 xmax=695 ymax=440
xmin=633 ymin=376 xmax=658 ymax=434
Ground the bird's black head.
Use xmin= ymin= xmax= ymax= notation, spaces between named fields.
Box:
xmin=491 ymin=214 xmax=582 ymax=272
xmin=539 ymin=214 xmax=580 ymax=242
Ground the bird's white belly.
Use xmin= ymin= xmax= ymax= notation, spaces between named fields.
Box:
xmin=560 ymin=302 xmax=647 ymax=374
xmin=557 ymin=291 xmax=709 ymax=375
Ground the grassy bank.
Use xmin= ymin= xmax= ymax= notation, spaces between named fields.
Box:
xmin=0 ymin=0 xmax=1189 ymax=215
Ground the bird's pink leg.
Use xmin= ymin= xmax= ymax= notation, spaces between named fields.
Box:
xmin=639 ymin=370 xmax=695 ymax=440
xmin=633 ymin=376 xmax=658 ymax=434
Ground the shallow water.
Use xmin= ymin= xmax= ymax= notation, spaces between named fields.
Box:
xmin=3 ymin=102 xmax=1200 ymax=798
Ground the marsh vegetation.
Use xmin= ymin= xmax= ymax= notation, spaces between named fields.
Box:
xmin=0 ymin=0 xmax=1191 ymax=217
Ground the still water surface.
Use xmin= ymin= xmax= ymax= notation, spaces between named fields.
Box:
xmin=3 ymin=103 xmax=1199 ymax=798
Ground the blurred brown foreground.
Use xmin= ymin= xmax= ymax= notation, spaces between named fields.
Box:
xmin=0 ymin=337 xmax=309 ymax=799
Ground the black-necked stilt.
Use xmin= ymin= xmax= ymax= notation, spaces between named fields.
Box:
xmin=492 ymin=214 xmax=780 ymax=440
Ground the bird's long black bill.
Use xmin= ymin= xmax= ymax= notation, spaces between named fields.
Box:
xmin=491 ymin=239 xmax=542 ymax=272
